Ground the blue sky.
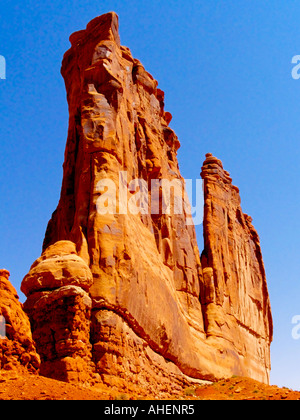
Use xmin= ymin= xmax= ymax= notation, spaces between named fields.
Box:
xmin=1 ymin=0 xmax=300 ymax=390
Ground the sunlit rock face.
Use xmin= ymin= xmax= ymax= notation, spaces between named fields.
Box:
xmin=0 ymin=269 xmax=40 ymax=373
xmin=21 ymin=12 xmax=272 ymax=388
xmin=200 ymin=153 xmax=273 ymax=382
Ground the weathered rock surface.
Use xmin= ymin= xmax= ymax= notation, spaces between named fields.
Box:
xmin=22 ymin=241 xmax=93 ymax=296
xmin=21 ymin=242 xmax=94 ymax=383
xmin=21 ymin=12 xmax=273 ymax=387
xmin=40 ymin=11 xmax=215 ymax=386
xmin=0 ymin=269 xmax=40 ymax=373
xmin=200 ymin=153 xmax=273 ymax=382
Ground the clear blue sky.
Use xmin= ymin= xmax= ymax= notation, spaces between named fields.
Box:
xmin=1 ymin=0 xmax=300 ymax=390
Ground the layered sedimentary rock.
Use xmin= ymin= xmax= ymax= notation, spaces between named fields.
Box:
xmin=0 ymin=269 xmax=40 ymax=373
xmin=21 ymin=242 xmax=94 ymax=382
xmin=21 ymin=12 xmax=273 ymax=387
xmin=200 ymin=154 xmax=273 ymax=381
xmin=40 ymin=11 xmax=214 ymax=386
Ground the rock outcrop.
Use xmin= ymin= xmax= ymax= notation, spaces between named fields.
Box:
xmin=0 ymin=269 xmax=40 ymax=373
xmin=39 ymin=11 xmax=213 ymax=387
xmin=21 ymin=241 xmax=94 ymax=383
xmin=200 ymin=154 xmax=273 ymax=381
xmin=20 ymin=12 xmax=273 ymax=388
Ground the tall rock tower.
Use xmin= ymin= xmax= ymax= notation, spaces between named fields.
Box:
xmin=21 ymin=12 xmax=272 ymax=389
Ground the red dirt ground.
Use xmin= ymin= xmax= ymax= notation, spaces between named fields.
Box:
xmin=0 ymin=371 xmax=299 ymax=400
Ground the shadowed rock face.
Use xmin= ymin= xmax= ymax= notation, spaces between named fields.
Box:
xmin=20 ymin=12 xmax=273 ymax=387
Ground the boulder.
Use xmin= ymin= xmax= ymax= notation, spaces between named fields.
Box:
xmin=21 ymin=242 xmax=94 ymax=383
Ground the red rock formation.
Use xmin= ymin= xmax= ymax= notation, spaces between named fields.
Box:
xmin=21 ymin=241 xmax=94 ymax=383
xmin=0 ymin=269 xmax=40 ymax=373
xmin=40 ymin=11 xmax=213 ymax=387
xmin=201 ymin=154 xmax=273 ymax=381
xmin=21 ymin=12 xmax=273 ymax=388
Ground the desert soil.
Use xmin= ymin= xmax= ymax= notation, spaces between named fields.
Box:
xmin=0 ymin=371 xmax=299 ymax=400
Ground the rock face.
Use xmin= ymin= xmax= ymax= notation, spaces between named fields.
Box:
xmin=21 ymin=241 xmax=94 ymax=383
xmin=21 ymin=12 xmax=273 ymax=387
xmin=0 ymin=269 xmax=40 ymax=373
xmin=200 ymin=154 xmax=273 ymax=382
